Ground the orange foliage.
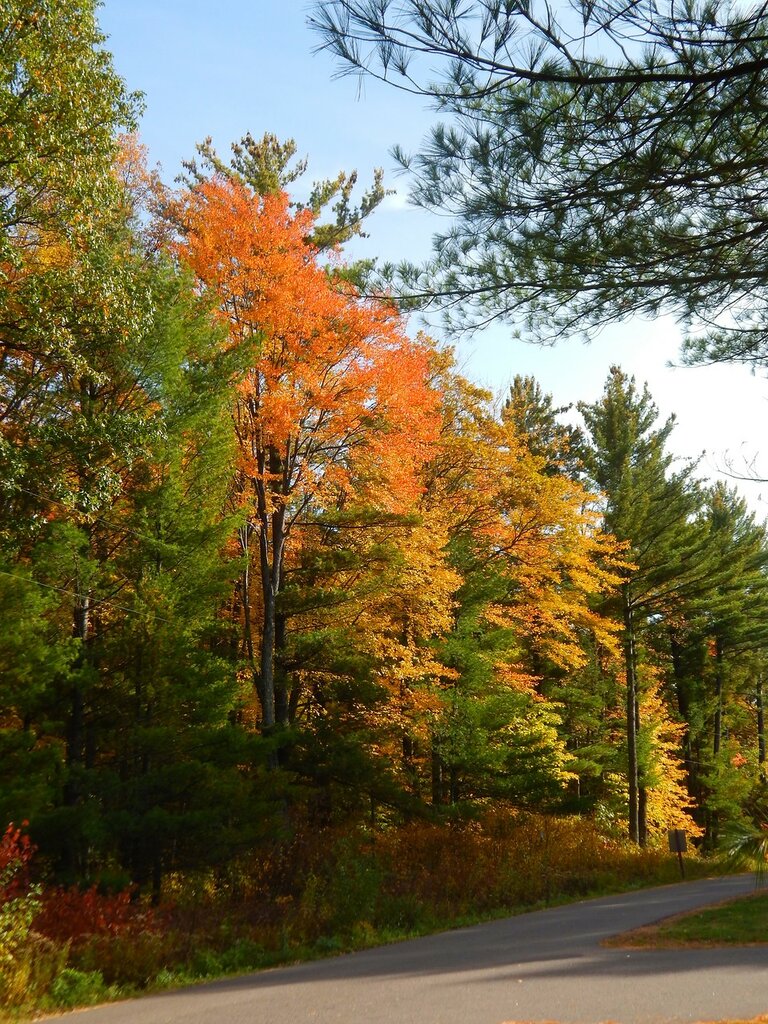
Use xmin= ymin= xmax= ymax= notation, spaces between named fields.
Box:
xmin=484 ymin=416 xmax=622 ymax=674
xmin=178 ymin=177 xmax=439 ymax=519
xmin=0 ymin=822 xmax=34 ymax=898
xmin=177 ymin=176 xmax=440 ymax=724
xmin=33 ymin=886 xmax=157 ymax=947
xmin=638 ymin=666 xmax=703 ymax=839
xmin=113 ymin=133 xmax=174 ymax=254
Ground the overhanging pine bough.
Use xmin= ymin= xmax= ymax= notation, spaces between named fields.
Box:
xmin=311 ymin=0 xmax=768 ymax=364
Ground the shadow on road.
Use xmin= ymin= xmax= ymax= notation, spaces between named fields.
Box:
xmin=127 ymin=874 xmax=765 ymax=1004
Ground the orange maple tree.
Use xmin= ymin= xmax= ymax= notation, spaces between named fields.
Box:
xmin=178 ymin=176 xmax=440 ymax=728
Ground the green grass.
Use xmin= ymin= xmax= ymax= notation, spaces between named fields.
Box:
xmin=607 ymin=889 xmax=768 ymax=948
xmin=653 ymin=891 xmax=768 ymax=945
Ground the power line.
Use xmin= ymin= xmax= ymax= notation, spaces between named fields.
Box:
xmin=0 ymin=569 xmax=177 ymax=625
xmin=7 ymin=485 xmax=189 ymax=547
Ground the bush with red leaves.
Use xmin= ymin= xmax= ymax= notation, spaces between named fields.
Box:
xmin=34 ymin=886 xmax=158 ymax=947
xmin=0 ymin=822 xmax=35 ymax=899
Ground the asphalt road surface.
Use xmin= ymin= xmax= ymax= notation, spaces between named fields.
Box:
xmin=61 ymin=874 xmax=767 ymax=1024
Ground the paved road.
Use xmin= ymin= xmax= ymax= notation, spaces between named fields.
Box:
xmin=64 ymin=874 xmax=766 ymax=1024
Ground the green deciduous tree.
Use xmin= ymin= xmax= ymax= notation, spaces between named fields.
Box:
xmin=0 ymin=0 xmax=138 ymax=247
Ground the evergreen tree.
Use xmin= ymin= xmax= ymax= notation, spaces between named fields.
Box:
xmin=685 ymin=485 xmax=768 ymax=842
xmin=579 ymin=367 xmax=703 ymax=843
xmin=313 ymin=1 xmax=768 ymax=363
xmin=502 ymin=376 xmax=582 ymax=477
xmin=179 ymin=131 xmax=386 ymax=253
xmin=701 ymin=484 xmax=768 ymax=758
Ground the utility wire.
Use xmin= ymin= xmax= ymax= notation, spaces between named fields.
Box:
xmin=7 ymin=485 xmax=189 ymax=547
xmin=0 ymin=569 xmax=177 ymax=625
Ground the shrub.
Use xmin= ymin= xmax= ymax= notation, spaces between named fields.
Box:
xmin=0 ymin=822 xmax=34 ymax=895
xmin=48 ymin=968 xmax=114 ymax=1009
xmin=34 ymin=883 xmax=157 ymax=946
xmin=0 ymin=822 xmax=49 ymax=1009
xmin=71 ymin=931 xmax=182 ymax=988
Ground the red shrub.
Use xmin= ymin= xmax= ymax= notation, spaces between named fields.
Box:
xmin=0 ymin=821 xmax=35 ymax=898
xmin=34 ymin=886 xmax=157 ymax=947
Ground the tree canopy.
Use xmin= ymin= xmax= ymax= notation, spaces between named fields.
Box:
xmin=310 ymin=0 xmax=768 ymax=363
xmin=6 ymin=6 xmax=768 ymax=1006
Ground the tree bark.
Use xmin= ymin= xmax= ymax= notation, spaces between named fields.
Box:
xmin=669 ymin=630 xmax=696 ymax=800
xmin=259 ymin=566 xmax=276 ymax=730
xmin=431 ymin=740 xmax=444 ymax=806
xmin=757 ymin=673 xmax=765 ymax=768
xmin=713 ymin=635 xmax=724 ymax=756
xmin=254 ymin=446 xmax=288 ymax=733
xmin=274 ymin=602 xmax=289 ymax=727
xmin=634 ymin=665 xmax=647 ymax=847
xmin=623 ymin=587 xmax=640 ymax=844
xmin=449 ymin=766 xmax=460 ymax=805
xmin=238 ymin=524 xmax=265 ymax=711
xmin=65 ymin=588 xmax=89 ymax=800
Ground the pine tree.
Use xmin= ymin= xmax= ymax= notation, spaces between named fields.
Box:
xmin=678 ymin=484 xmax=768 ymax=843
xmin=579 ymin=366 xmax=704 ymax=843
xmin=502 ymin=376 xmax=582 ymax=477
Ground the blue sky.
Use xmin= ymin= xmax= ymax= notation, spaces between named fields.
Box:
xmin=99 ymin=1 xmax=768 ymax=509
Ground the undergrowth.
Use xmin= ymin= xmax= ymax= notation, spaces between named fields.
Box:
xmin=0 ymin=811 xmax=721 ymax=1019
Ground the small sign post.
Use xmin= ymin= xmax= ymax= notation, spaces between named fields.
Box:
xmin=668 ymin=828 xmax=687 ymax=878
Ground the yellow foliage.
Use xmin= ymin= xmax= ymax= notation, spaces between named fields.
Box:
xmin=425 ymin=353 xmax=623 ymax=686
xmin=639 ymin=665 xmax=703 ymax=840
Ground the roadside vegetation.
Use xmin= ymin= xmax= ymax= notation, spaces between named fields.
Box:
xmin=3 ymin=2 xmax=768 ymax=1018
xmin=1 ymin=814 xmax=719 ymax=1018
xmin=611 ymin=890 xmax=768 ymax=949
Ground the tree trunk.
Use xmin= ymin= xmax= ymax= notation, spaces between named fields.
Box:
xmin=669 ymin=630 xmax=697 ymax=800
xmin=713 ymin=635 xmax=724 ymax=756
xmin=274 ymin=606 xmax=289 ymax=727
xmin=65 ymin=588 xmax=89 ymax=799
xmin=403 ymin=732 xmax=414 ymax=763
xmin=288 ymin=678 xmax=302 ymax=723
xmin=634 ymin=664 xmax=647 ymax=847
xmin=623 ymin=588 xmax=640 ymax=844
xmin=431 ymin=740 xmax=443 ymax=806
xmin=62 ymin=575 xmax=90 ymax=876
xmin=638 ymin=786 xmax=648 ymax=847
xmin=256 ymin=512 xmax=286 ymax=732
xmin=259 ymin=573 xmax=276 ymax=730
xmin=66 ymin=393 xmax=93 ymax=812
xmin=238 ymin=523 xmax=266 ymax=711
xmin=757 ymin=673 xmax=765 ymax=770
xmin=255 ymin=448 xmax=287 ymax=733
xmin=449 ymin=766 xmax=460 ymax=805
